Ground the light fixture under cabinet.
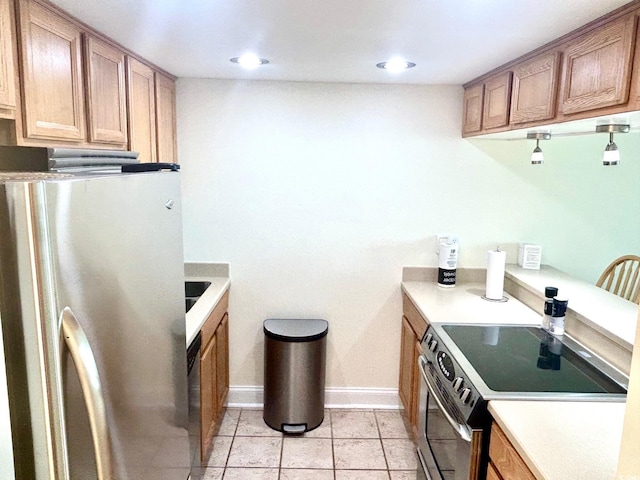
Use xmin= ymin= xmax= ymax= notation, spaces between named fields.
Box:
xmin=526 ymin=132 xmax=551 ymax=165
xmin=596 ymin=124 xmax=629 ymax=166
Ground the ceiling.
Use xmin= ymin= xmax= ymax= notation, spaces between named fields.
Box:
xmin=49 ymin=0 xmax=631 ymax=85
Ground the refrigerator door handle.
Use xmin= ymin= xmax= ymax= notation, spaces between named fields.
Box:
xmin=61 ymin=307 xmax=114 ymax=479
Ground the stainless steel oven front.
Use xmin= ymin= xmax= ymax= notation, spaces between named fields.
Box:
xmin=416 ymin=333 xmax=487 ymax=480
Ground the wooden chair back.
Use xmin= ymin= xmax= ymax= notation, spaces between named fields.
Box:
xmin=596 ymin=255 xmax=640 ymax=304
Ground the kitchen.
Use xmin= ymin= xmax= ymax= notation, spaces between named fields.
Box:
xmin=1 ymin=0 xmax=640 ymax=479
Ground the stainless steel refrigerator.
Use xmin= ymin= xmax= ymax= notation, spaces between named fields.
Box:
xmin=0 ymin=148 xmax=190 ymax=479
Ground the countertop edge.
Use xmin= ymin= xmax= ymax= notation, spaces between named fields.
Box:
xmin=185 ymin=275 xmax=230 ymax=347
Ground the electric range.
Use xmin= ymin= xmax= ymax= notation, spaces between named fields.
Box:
xmin=416 ymin=323 xmax=627 ymax=480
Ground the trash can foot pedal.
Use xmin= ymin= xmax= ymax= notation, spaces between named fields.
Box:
xmin=282 ymin=424 xmax=307 ymax=434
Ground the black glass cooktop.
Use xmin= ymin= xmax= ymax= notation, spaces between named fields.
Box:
xmin=441 ymin=325 xmax=626 ymax=394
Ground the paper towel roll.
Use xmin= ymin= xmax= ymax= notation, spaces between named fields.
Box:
xmin=485 ymin=249 xmax=507 ymax=300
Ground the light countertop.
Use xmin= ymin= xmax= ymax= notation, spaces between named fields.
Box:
xmin=401 ymin=272 xmax=542 ymax=327
xmin=185 ymin=262 xmax=230 ymax=346
xmin=505 ymin=264 xmax=638 ymax=350
xmin=489 ymin=400 xmax=625 ymax=480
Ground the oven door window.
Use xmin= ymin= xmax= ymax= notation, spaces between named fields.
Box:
xmin=425 ymin=393 xmax=475 ymax=480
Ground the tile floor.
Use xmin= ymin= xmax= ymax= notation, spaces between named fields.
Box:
xmin=191 ymin=408 xmax=418 ymax=480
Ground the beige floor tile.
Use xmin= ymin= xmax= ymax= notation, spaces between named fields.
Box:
xmin=280 ymin=469 xmax=335 ymax=480
xmin=389 ymin=471 xmax=419 ymax=479
xmin=216 ymin=408 xmax=241 ymax=436
xmin=335 ymin=470 xmax=390 ymax=479
xmin=281 ymin=437 xmax=333 ymax=469
xmin=375 ymin=410 xmax=412 ymax=439
xmin=382 ymin=439 xmax=418 ymax=470
xmin=333 ymin=438 xmax=387 ymax=469
xmin=236 ymin=409 xmax=282 ymax=437
xmin=221 ymin=467 xmax=279 ymax=479
xmin=226 ymin=437 xmax=282 ymax=468
xmin=204 ymin=435 xmax=233 ymax=467
xmin=332 ymin=410 xmax=379 ymax=438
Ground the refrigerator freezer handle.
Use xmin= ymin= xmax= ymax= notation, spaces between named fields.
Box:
xmin=61 ymin=307 xmax=114 ymax=479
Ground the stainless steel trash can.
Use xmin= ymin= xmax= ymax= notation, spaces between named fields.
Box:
xmin=263 ymin=318 xmax=328 ymax=434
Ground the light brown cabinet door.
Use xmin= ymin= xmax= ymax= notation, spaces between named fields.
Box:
xmin=489 ymin=422 xmax=536 ymax=480
xmin=486 ymin=462 xmax=503 ymax=480
xmin=462 ymin=83 xmax=484 ymax=135
xmin=510 ymin=52 xmax=561 ymax=124
xmin=0 ymin=0 xmax=17 ymax=118
xmin=84 ymin=34 xmax=127 ymax=145
xmin=200 ymin=335 xmax=217 ymax=460
xmin=155 ymin=72 xmax=177 ymax=163
xmin=483 ymin=71 xmax=512 ymax=129
xmin=216 ymin=313 xmax=229 ymax=410
xmin=560 ymin=15 xmax=636 ymax=115
xmin=399 ymin=316 xmax=418 ymax=426
xmin=126 ymin=57 xmax=157 ymax=162
xmin=18 ymin=0 xmax=85 ymax=141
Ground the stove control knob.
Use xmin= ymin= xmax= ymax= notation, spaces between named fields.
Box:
xmin=452 ymin=377 xmax=464 ymax=391
xmin=460 ymin=388 xmax=472 ymax=405
xmin=428 ymin=340 xmax=438 ymax=352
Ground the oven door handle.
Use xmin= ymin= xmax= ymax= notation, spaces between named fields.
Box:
xmin=418 ymin=355 xmax=472 ymax=442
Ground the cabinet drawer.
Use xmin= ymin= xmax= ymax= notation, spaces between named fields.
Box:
xmin=402 ymin=293 xmax=428 ymax=340
xmin=201 ymin=289 xmax=229 ymax=347
xmin=489 ymin=422 xmax=536 ymax=480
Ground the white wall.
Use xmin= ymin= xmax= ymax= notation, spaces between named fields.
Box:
xmin=176 ymin=78 xmax=639 ymax=394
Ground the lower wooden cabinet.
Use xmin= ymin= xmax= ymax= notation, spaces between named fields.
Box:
xmin=398 ymin=294 xmax=428 ymax=429
xmin=399 ymin=316 xmax=420 ymax=426
xmin=488 ymin=422 xmax=536 ymax=480
xmin=199 ymin=290 xmax=230 ymax=460
xmin=200 ymin=331 xmax=217 ymax=455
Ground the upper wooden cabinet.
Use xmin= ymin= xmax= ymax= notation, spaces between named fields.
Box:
xmin=462 ymin=83 xmax=484 ymax=135
xmin=84 ymin=34 xmax=127 ymax=145
xmin=17 ymin=0 xmax=85 ymax=142
xmin=510 ymin=51 xmax=561 ymax=124
xmin=0 ymin=0 xmax=177 ymax=156
xmin=462 ymin=5 xmax=640 ymax=136
xmin=127 ymin=57 xmax=157 ymax=162
xmin=559 ymin=15 xmax=636 ymax=115
xmin=0 ymin=0 xmax=17 ymax=119
xmin=483 ymin=71 xmax=512 ymax=130
xmin=155 ymin=72 xmax=177 ymax=163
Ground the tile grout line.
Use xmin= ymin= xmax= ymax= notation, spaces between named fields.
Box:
xmin=374 ymin=410 xmax=392 ymax=478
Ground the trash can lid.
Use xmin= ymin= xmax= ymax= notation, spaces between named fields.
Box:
xmin=263 ymin=319 xmax=328 ymax=342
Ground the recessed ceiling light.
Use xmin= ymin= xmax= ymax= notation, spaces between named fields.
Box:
xmin=230 ymin=54 xmax=269 ymax=69
xmin=376 ymin=58 xmax=416 ymax=73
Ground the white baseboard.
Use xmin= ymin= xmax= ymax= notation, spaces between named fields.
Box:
xmin=226 ymin=386 xmax=402 ymax=410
